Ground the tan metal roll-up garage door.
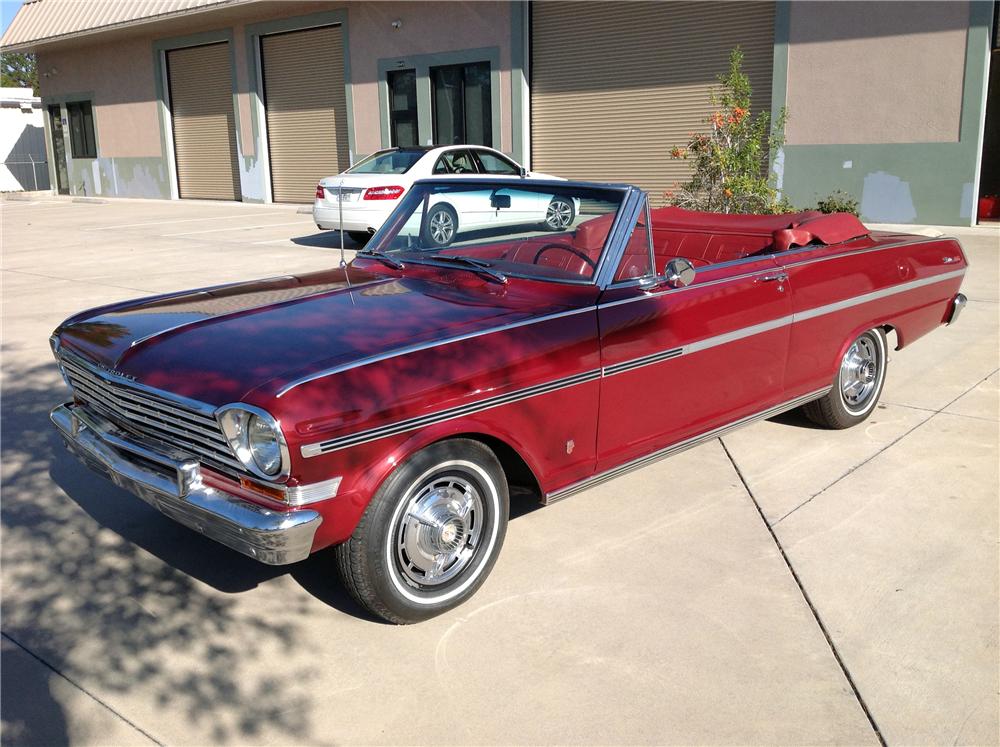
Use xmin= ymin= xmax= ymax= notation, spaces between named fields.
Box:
xmin=167 ymin=42 xmax=241 ymax=201
xmin=531 ymin=1 xmax=774 ymax=203
xmin=261 ymin=25 xmax=349 ymax=203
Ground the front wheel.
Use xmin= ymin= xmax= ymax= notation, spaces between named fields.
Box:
xmin=347 ymin=231 xmax=371 ymax=245
xmin=803 ymin=327 xmax=888 ymax=429
xmin=335 ymin=439 xmax=509 ymax=624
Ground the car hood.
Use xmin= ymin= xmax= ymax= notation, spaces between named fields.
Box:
xmin=56 ymin=265 xmax=589 ymax=405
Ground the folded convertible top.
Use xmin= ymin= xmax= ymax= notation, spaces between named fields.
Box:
xmin=650 ymin=207 xmax=869 ymax=250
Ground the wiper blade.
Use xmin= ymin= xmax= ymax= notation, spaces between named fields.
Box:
xmin=358 ymin=250 xmax=404 ymax=270
xmin=427 ymin=254 xmax=507 ymax=284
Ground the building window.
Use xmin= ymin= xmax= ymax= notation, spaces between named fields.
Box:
xmin=66 ymin=101 xmax=97 ymax=158
xmin=430 ymin=61 xmax=491 ymax=146
xmin=387 ymin=69 xmax=418 ymax=147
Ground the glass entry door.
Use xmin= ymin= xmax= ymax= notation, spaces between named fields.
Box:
xmin=48 ymin=105 xmax=69 ymax=194
xmin=387 ymin=69 xmax=418 ymax=147
xmin=430 ymin=61 xmax=491 ymax=146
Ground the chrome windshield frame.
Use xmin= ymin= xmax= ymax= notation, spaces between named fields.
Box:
xmin=364 ymin=177 xmax=642 ymax=288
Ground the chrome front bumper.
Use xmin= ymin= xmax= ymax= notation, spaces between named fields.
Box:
xmin=50 ymin=403 xmax=321 ymax=565
xmin=948 ymin=293 xmax=967 ymax=325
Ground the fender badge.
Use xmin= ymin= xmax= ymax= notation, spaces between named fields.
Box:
xmin=566 ymin=439 xmax=575 ymax=455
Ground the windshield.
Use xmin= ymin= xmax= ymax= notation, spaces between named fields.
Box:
xmin=347 ymin=149 xmax=424 ymax=174
xmin=365 ymin=182 xmax=626 ymax=282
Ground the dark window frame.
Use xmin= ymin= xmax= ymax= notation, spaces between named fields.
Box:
xmin=471 ymin=149 xmax=519 ymax=175
xmin=429 ymin=61 xmax=492 ymax=147
xmin=387 ymin=68 xmax=418 ymax=147
xmin=66 ymin=101 xmax=97 ymax=159
xmin=432 ymin=149 xmax=480 ymax=174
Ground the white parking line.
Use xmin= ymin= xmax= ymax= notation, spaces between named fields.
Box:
xmin=85 ymin=213 xmax=258 ymax=231
xmin=163 ymin=220 xmax=312 ymax=237
xmin=1 ymin=203 xmax=85 ymax=211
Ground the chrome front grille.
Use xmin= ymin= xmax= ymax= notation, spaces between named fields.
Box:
xmin=58 ymin=353 xmax=242 ymax=475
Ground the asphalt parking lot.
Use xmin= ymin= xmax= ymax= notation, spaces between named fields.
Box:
xmin=2 ymin=195 xmax=997 ymax=746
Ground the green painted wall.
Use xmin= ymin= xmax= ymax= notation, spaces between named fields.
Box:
xmin=67 ymin=156 xmax=171 ymax=199
xmin=41 ymin=92 xmax=172 ymax=199
xmin=773 ymin=1 xmax=993 ymax=226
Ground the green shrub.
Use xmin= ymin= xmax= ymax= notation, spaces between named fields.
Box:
xmin=667 ymin=48 xmax=787 ymax=214
xmin=815 ymin=190 xmax=860 ymax=216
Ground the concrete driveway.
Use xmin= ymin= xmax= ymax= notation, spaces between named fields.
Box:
xmin=2 ymin=196 xmax=997 ymax=746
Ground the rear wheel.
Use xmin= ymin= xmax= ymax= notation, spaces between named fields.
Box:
xmin=803 ymin=328 xmax=888 ymax=429
xmin=347 ymin=231 xmax=371 ymax=245
xmin=335 ymin=438 xmax=509 ymax=624
xmin=543 ymin=196 xmax=575 ymax=231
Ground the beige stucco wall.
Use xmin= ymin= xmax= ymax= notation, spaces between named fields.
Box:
xmin=785 ymin=1 xmax=969 ymax=145
xmin=37 ymin=36 xmax=163 ymax=158
xmin=35 ymin=0 xmax=514 ymax=168
xmin=349 ymin=1 xmax=512 ymax=155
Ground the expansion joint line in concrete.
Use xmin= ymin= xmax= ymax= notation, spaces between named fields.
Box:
xmin=718 ymin=439 xmax=888 ymax=747
xmin=775 ymin=367 xmax=1000 ymax=525
xmin=2 ymin=630 xmax=165 ymax=746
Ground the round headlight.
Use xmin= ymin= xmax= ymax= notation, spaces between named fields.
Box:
xmin=216 ymin=404 xmax=288 ymax=481
xmin=248 ymin=414 xmax=282 ymax=476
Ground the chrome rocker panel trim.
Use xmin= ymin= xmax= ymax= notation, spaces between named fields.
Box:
xmin=542 ymin=387 xmax=831 ymax=504
xmin=51 ymin=403 xmax=321 ymax=565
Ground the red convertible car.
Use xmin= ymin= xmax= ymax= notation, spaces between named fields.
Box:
xmin=49 ymin=179 xmax=967 ymax=623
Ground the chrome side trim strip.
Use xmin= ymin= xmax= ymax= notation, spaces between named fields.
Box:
xmin=299 ymin=269 xmax=966 ymax=458
xmin=777 ymin=235 xmax=959 ymax=270
xmin=597 ymin=240 xmax=963 ymax=312
xmin=602 ymin=270 xmax=965 ymax=377
xmin=277 ymin=306 xmax=597 ymax=397
xmin=792 ymin=268 xmax=966 ymax=323
xmin=542 ymin=387 xmax=830 ymax=504
xmin=603 ymin=346 xmax=682 ymax=377
xmin=596 ymin=266 xmax=774 ymax=310
xmin=685 ymin=314 xmax=794 ymax=355
xmin=300 ymin=368 xmax=603 ymax=457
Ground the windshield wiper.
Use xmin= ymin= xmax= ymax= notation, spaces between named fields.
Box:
xmin=358 ymin=249 xmax=405 ymax=270
xmin=427 ymin=254 xmax=507 ymax=284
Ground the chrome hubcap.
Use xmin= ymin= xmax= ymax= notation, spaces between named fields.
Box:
xmin=840 ymin=336 xmax=879 ymax=409
xmin=429 ymin=210 xmax=454 ymax=244
xmin=546 ymin=200 xmax=572 ymax=229
xmin=396 ymin=475 xmax=484 ymax=587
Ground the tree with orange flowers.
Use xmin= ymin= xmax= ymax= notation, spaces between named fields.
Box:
xmin=667 ymin=48 xmax=788 ymax=214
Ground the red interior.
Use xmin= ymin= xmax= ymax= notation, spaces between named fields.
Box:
xmin=437 ymin=208 xmax=870 ymax=280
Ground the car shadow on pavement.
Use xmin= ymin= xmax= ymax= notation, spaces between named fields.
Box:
xmin=290 ymin=230 xmax=366 ymax=249
xmin=1 ymin=356 xmax=329 ymax=742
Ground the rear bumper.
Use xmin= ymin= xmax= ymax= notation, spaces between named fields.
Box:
xmin=947 ymin=293 xmax=967 ymax=325
xmin=50 ymin=403 xmax=321 ymax=565
xmin=313 ymin=203 xmax=391 ymax=233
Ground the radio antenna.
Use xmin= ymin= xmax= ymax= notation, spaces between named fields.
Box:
xmin=338 ymin=181 xmax=346 ymax=269
xmin=337 ymin=180 xmax=354 ymax=304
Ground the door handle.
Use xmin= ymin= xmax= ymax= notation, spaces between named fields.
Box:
xmin=759 ymin=273 xmax=788 ymax=282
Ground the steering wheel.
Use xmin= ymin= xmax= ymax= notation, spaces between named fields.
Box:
xmin=533 ymin=242 xmax=598 ymax=272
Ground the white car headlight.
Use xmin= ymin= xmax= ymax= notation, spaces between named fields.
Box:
xmin=216 ymin=404 xmax=289 ymax=480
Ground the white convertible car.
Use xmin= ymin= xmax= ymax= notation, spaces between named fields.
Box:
xmin=313 ymin=145 xmax=573 ymax=246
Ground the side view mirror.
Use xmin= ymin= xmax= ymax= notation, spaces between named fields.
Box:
xmin=664 ymin=257 xmax=696 ymax=288
xmin=518 ymin=166 xmax=528 ymax=178
xmin=491 ymin=193 xmax=512 ymax=209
